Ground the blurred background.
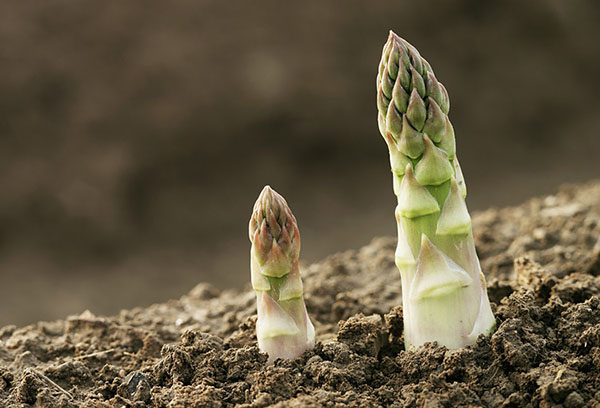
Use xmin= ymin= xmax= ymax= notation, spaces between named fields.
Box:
xmin=0 ymin=0 xmax=598 ymax=326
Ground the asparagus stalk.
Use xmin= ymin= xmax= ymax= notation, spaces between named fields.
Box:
xmin=376 ymin=31 xmax=495 ymax=350
xmin=249 ymin=186 xmax=315 ymax=362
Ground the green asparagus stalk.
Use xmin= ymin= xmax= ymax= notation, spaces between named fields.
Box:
xmin=249 ymin=186 xmax=315 ymax=362
xmin=376 ymin=31 xmax=495 ymax=350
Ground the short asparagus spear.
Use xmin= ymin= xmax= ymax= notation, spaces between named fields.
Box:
xmin=249 ymin=186 xmax=315 ymax=362
xmin=376 ymin=31 xmax=495 ymax=350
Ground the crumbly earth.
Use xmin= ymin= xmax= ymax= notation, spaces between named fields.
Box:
xmin=1 ymin=181 xmax=599 ymax=407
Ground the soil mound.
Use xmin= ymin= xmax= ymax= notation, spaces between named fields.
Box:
xmin=1 ymin=181 xmax=599 ymax=407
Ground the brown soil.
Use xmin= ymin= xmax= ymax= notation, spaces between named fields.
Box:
xmin=1 ymin=181 xmax=599 ymax=407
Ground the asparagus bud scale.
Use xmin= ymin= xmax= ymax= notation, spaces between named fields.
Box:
xmin=377 ymin=31 xmax=495 ymax=349
xmin=249 ymin=186 xmax=315 ymax=362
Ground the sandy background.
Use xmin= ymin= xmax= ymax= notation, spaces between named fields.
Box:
xmin=0 ymin=0 xmax=598 ymax=326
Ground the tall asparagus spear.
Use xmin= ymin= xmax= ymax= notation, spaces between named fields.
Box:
xmin=376 ymin=31 xmax=495 ymax=350
xmin=249 ymin=186 xmax=315 ymax=362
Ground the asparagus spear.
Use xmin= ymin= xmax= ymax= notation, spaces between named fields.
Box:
xmin=376 ymin=31 xmax=495 ymax=350
xmin=249 ymin=186 xmax=315 ymax=362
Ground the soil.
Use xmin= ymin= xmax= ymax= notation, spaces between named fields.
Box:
xmin=1 ymin=181 xmax=600 ymax=407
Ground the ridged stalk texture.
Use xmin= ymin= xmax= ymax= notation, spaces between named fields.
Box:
xmin=376 ymin=31 xmax=495 ymax=350
xmin=249 ymin=186 xmax=315 ymax=362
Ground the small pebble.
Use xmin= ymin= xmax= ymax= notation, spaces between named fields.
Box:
xmin=564 ymin=391 xmax=584 ymax=408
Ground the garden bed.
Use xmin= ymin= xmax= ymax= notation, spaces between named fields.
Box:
xmin=1 ymin=181 xmax=599 ymax=407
